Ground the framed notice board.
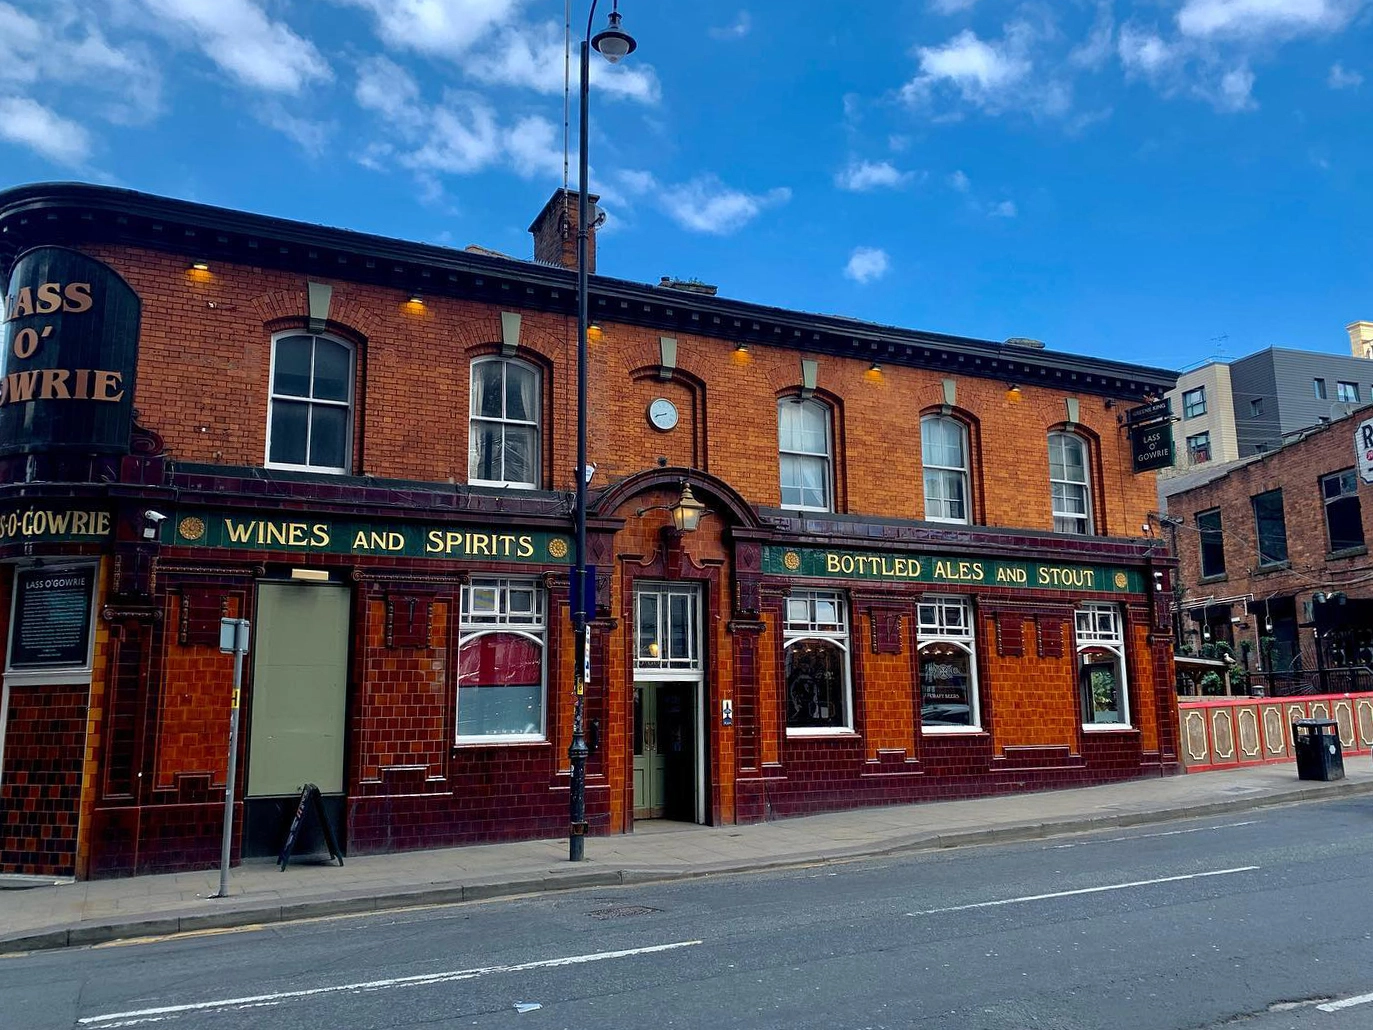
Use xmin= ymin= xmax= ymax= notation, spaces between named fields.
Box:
xmin=7 ymin=564 xmax=97 ymax=673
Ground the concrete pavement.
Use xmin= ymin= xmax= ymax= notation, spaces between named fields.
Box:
xmin=4 ymin=762 xmax=1371 ymax=954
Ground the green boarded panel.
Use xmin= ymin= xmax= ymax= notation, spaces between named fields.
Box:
xmin=247 ymin=583 xmax=350 ymax=796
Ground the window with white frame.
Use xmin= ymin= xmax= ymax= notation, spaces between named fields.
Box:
xmin=469 ymin=357 xmax=540 ymax=487
xmin=778 ymin=398 xmax=832 ymax=511
xmin=782 ymin=591 xmax=851 ymax=732
xmin=1074 ymin=603 xmax=1130 ymax=727
xmin=1338 ymin=381 xmax=1360 ymax=404
xmin=1048 ymin=432 xmax=1093 ymax=535
xmin=267 ymin=332 xmax=354 ymax=472
xmin=457 ymin=578 xmax=546 ymax=741
xmin=634 ymin=584 xmax=701 ymax=674
xmin=917 ymin=595 xmax=980 ymax=730
xmin=921 ymin=415 xmax=969 ymax=523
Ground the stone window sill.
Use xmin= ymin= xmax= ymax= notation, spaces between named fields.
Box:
xmin=1253 ymin=561 xmax=1291 ymax=576
xmin=1199 ymin=573 xmax=1228 ymax=585
xmin=1326 ymin=545 xmax=1368 ymax=562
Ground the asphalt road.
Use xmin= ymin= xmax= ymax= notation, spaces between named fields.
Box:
xmin=4 ymin=798 xmax=1373 ymax=1030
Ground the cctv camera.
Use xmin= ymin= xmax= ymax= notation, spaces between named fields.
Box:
xmin=144 ymin=510 xmax=167 ymax=524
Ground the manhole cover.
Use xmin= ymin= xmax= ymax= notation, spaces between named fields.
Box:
xmin=587 ymin=905 xmax=660 ymax=920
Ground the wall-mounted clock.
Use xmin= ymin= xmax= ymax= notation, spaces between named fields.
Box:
xmin=647 ymin=397 xmax=679 ymax=431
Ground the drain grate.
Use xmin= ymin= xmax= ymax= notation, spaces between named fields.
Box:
xmin=587 ymin=904 xmax=661 ymax=920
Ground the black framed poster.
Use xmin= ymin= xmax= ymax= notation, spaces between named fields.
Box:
xmin=8 ymin=565 xmax=96 ymax=669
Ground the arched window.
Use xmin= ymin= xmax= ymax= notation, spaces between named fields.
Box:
xmin=469 ymin=357 xmax=541 ymax=487
xmin=457 ymin=578 xmax=546 ymax=741
xmin=782 ymin=591 xmax=852 ymax=733
xmin=778 ymin=398 xmax=832 ymax=511
xmin=1048 ymin=431 xmax=1093 ymax=535
xmin=266 ymin=332 xmax=355 ymax=473
xmin=921 ymin=415 xmax=969 ymax=523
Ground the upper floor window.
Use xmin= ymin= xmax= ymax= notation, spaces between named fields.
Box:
xmin=778 ymin=398 xmax=832 ymax=511
xmin=1314 ymin=378 xmax=1327 ymax=400
xmin=1197 ymin=508 xmax=1226 ymax=578
xmin=783 ymin=590 xmax=851 ymax=733
xmin=1075 ymin=603 xmax=1130 ymax=727
xmin=1182 ymin=387 xmax=1206 ymax=418
xmin=457 ymin=578 xmax=546 ymax=742
xmin=1322 ymin=469 xmax=1365 ymax=553
xmin=921 ymin=415 xmax=969 ymax=524
xmin=917 ymin=596 xmax=980 ymax=731
xmin=469 ymin=357 xmax=540 ymax=487
xmin=1249 ymin=398 xmax=1263 ymax=417
xmin=267 ymin=332 xmax=354 ymax=473
xmin=1251 ymin=489 xmax=1289 ymax=567
xmin=1048 ymin=432 xmax=1093 ymax=535
xmin=1186 ymin=431 xmax=1211 ymax=465
xmin=1338 ymin=381 xmax=1361 ymax=404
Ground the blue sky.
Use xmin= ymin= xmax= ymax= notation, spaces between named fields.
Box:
xmin=0 ymin=1 xmax=1370 ymax=372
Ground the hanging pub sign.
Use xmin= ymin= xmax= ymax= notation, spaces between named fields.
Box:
xmin=1356 ymin=416 xmax=1373 ymax=485
xmin=8 ymin=564 xmax=96 ymax=669
xmin=1126 ymin=398 xmax=1175 ymax=473
xmin=1129 ymin=419 xmax=1174 ymax=472
xmin=0 ymin=247 xmax=141 ymax=456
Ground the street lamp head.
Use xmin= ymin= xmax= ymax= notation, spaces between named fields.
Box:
xmin=592 ymin=7 xmax=636 ymax=64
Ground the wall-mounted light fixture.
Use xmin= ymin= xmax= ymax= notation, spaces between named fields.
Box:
xmin=406 ymin=292 xmax=424 ymax=306
xmin=189 ymin=261 xmax=210 ymax=272
xmin=736 ymin=342 xmax=748 ymax=352
xmin=587 ymin=322 xmax=604 ymax=342
xmin=1006 ymin=382 xmax=1022 ymax=403
xmin=636 ymin=480 xmax=710 ymax=533
xmin=869 ymin=361 xmax=882 ymax=373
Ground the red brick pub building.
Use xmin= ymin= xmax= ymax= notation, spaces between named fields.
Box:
xmin=0 ymin=183 xmax=1180 ymax=879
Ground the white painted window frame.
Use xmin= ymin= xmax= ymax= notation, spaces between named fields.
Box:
xmin=456 ymin=576 xmax=547 ymax=744
xmin=921 ymin=415 xmax=970 ymax=524
xmin=782 ymin=589 xmax=854 ymax=735
xmin=264 ymin=331 xmax=355 ymax=474
xmin=917 ymin=594 xmax=981 ymax=733
xmin=778 ymin=397 xmax=833 ymax=512
xmin=468 ymin=356 xmax=541 ymax=489
xmin=1074 ymin=602 xmax=1131 ymax=730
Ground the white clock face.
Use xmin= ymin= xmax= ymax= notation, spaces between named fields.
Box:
xmin=648 ymin=398 xmax=679 ymax=431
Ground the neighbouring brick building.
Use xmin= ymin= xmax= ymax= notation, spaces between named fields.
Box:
xmin=1164 ymin=406 xmax=1373 ymax=692
xmin=0 ymin=182 xmax=1179 ymax=879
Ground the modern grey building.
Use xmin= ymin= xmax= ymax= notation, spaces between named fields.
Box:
xmin=1163 ymin=322 xmax=1373 ymax=478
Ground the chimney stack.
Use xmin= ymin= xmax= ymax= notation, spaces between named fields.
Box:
xmin=1347 ymin=320 xmax=1373 ymax=359
xmin=529 ymin=188 xmax=599 ymax=274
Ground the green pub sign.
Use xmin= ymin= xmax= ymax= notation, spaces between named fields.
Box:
xmin=762 ymin=545 xmax=1142 ymax=594
xmin=167 ymin=510 xmax=571 ymax=564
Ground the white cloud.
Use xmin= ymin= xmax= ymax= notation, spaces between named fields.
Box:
xmin=1177 ymin=0 xmax=1359 ymax=40
xmin=138 ymin=0 xmax=329 ymax=93
xmin=620 ymin=171 xmax=791 ymax=234
xmin=0 ymin=2 xmax=161 ymax=125
xmin=835 ymin=160 xmax=915 ymax=191
xmin=0 ymin=95 xmax=91 ymax=165
xmin=1329 ymin=61 xmax=1363 ymax=87
xmin=844 ymin=247 xmax=890 ymax=284
xmin=355 ymin=56 xmax=423 ymax=128
xmin=401 ymin=95 xmax=503 ymax=175
xmin=505 ymin=115 xmax=564 ymax=180
xmin=1215 ymin=65 xmax=1257 ymax=109
xmin=709 ymin=11 xmax=752 ymax=39
xmin=905 ymin=29 xmax=1032 ymax=106
xmin=462 ymin=20 xmax=659 ymax=103
xmin=948 ymin=169 xmax=971 ymax=192
xmin=930 ymin=0 xmax=978 ymax=12
xmin=259 ymin=104 xmax=332 ymax=156
xmin=989 ymin=199 xmax=1017 ymax=218
xmin=1118 ymin=25 xmax=1182 ymax=77
xmin=1069 ymin=3 xmax=1115 ymax=69
xmin=338 ymin=0 xmax=516 ymax=60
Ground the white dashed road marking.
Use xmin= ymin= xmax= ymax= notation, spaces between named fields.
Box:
xmin=908 ymin=866 xmax=1260 ymax=915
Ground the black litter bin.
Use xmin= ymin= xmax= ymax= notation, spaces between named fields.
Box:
xmin=1293 ymin=719 xmax=1345 ymax=781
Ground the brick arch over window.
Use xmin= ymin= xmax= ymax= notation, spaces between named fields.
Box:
xmin=590 ymin=465 xmax=763 ymax=530
xmin=261 ymin=313 xmax=370 ymax=474
xmin=776 ymin=387 xmax=847 ymax=514
xmin=464 ymin=346 xmax=553 ymax=490
xmin=917 ymin=404 xmax=985 ymax=526
xmin=1047 ymin=422 xmax=1107 ymax=536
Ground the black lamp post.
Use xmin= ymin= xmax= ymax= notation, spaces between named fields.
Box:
xmin=570 ymin=0 xmax=637 ymax=863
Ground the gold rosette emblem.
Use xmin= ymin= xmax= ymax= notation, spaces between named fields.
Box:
xmin=548 ymin=537 xmax=569 ymax=559
xmin=178 ymin=516 xmax=205 ymax=542
xmin=1114 ymin=572 xmax=1128 ymax=590
xmin=782 ymin=550 xmax=801 ymax=571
